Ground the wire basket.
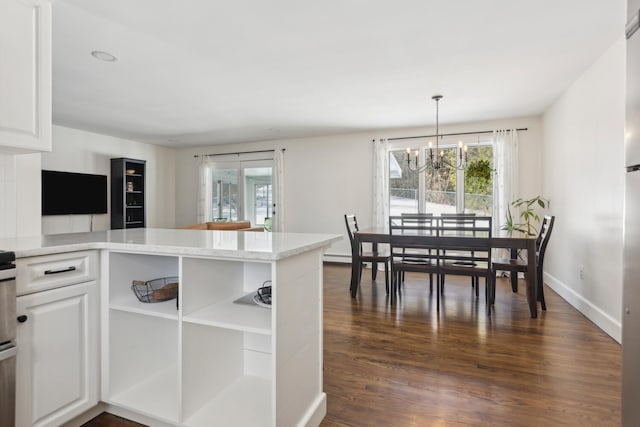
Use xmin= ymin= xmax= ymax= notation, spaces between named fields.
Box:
xmin=131 ymin=276 xmax=179 ymax=303
xmin=253 ymin=280 xmax=272 ymax=308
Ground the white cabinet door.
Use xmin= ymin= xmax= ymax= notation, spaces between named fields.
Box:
xmin=0 ymin=0 xmax=51 ymax=153
xmin=15 ymin=281 xmax=98 ymax=427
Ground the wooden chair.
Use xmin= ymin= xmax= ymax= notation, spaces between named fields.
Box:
xmin=438 ymin=234 xmax=492 ymax=312
xmin=488 ymin=215 xmax=555 ymax=313
xmin=399 ymin=213 xmax=435 ymax=285
xmin=344 ymin=214 xmax=390 ymax=293
xmin=388 ymin=217 xmax=440 ymax=304
xmin=438 ymin=215 xmax=491 ymax=296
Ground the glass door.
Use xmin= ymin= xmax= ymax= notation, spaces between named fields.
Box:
xmin=209 ymin=160 xmax=274 ymax=226
xmin=211 ymin=163 xmax=239 ymax=221
xmin=242 ymin=161 xmax=273 ymax=227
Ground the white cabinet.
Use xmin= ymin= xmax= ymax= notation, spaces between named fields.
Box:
xmin=0 ymin=0 xmax=51 ymax=153
xmin=103 ymin=249 xmax=326 ymax=427
xmin=15 ymin=280 xmax=99 ymax=427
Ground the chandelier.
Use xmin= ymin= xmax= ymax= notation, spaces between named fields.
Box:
xmin=406 ymin=95 xmax=468 ymax=172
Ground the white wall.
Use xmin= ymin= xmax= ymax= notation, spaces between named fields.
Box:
xmin=175 ymin=115 xmax=543 ymax=259
xmin=41 ymin=126 xmax=177 ymax=234
xmin=542 ymin=37 xmax=625 ymax=342
xmin=0 ymin=153 xmax=42 ymax=238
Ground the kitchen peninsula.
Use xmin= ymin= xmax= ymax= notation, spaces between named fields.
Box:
xmin=4 ymin=228 xmax=340 ymax=427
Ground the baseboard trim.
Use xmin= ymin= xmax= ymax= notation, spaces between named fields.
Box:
xmin=323 ymin=253 xmax=350 ymax=263
xmin=104 ymin=404 xmax=176 ymax=427
xmin=544 ymin=272 xmax=621 ymax=343
xmin=60 ymin=403 xmax=106 ymax=427
xmin=299 ymin=392 xmax=327 ymax=427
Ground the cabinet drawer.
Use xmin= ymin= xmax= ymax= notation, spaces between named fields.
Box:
xmin=16 ymin=251 xmax=98 ymax=295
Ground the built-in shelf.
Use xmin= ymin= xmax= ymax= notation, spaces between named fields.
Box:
xmin=108 ymin=366 xmax=179 ymax=424
xmin=111 ymin=158 xmax=146 ymax=229
xmin=110 ymin=297 xmax=178 ymax=320
xmin=184 ymin=376 xmax=271 ymax=427
xmin=183 ymin=293 xmax=271 ymax=335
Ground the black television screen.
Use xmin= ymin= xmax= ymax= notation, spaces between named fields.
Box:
xmin=42 ymin=170 xmax=108 ymax=215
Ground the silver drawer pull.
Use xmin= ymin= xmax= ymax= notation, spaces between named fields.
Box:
xmin=44 ymin=266 xmax=77 ymax=275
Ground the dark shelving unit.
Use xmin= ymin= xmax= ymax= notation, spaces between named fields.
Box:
xmin=111 ymin=158 xmax=146 ymax=229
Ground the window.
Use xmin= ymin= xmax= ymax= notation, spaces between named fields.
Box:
xmin=389 ymin=136 xmax=493 ymax=215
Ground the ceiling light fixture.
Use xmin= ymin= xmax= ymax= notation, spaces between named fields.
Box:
xmin=91 ymin=50 xmax=118 ymax=62
xmin=406 ymin=95 xmax=468 ymax=172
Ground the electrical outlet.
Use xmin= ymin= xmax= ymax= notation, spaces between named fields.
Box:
xmin=579 ymin=265 xmax=585 ymax=280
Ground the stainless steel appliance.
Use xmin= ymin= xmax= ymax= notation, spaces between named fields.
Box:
xmin=0 ymin=251 xmax=16 ymax=427
xmin=624 ymin=1 xmax=640 ymax=425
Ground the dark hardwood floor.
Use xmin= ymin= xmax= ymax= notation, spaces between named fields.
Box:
xmin=86 ymin=263 xmax=621 ymax=426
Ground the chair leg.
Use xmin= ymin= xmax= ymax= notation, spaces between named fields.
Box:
xmin=436 ymin=277 xmax=440 ymax=312
xmin=429 ymin=273 xmax=433 ymax=293
xmin=384 ymin=262 xmax=389 ymax=294
xmin=537 ymin=267 xmax=547 ymax=311
xmin=489 ymin=269 xmax=496 ymax=305
xmin=391 ymin=270 xmax=396 ymax=294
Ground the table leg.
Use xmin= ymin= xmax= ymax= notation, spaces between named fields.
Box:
xmin=526 ymin=239 xmax=538 ymax=318
xmin=351 ymin=234 xmax=361 ymax=297
xmin=510 ymin=248 xmax=518 ymax=293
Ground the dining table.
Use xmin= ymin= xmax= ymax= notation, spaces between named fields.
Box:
xmin=350 ymin=227 xmax=540 ymax=318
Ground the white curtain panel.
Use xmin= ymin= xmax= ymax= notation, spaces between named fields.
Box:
xmin=492 ymin=129 xmax=519 ymax=236
xmin=196 ymin=156 xmax=213 ymax=223
xmin=273 ymin=149 xmax=285 ymax=232
xmin=372 ymin=139 xmax=389 ymax=229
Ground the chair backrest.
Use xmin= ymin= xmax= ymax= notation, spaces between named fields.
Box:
xmin=344 ymin=214 xmax=359 ymax=247
xmin=389 ymin=216 xmax=440 ymax=269
xmin=389 ymin=215 xmax=438 ymax=236
xmin=438 ymin=215 xmax=492 ymax=238
xmin=440 ymin=213 xmax=477 ymax=217
xmin=400 ymin=213 xmax=435 ymax=231
xmin=536 ymin=215 xmax=555 ymax=266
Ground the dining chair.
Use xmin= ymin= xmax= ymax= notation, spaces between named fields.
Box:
xmin=438 ymin=235 xmax=492 ymax=313
xmin=438 ymin=214 xmax=491 ymax=296
xmin=344 ymin=214 xmax=390 ymax=293
xmin=488 ymin=215 xmax=555 ymax=313
xmin=388 ymin=217 xmax=440 ymax=304
xmin=399 ymin=213 xmax=434 ymax=284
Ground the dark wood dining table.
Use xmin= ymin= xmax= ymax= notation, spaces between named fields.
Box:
xmin=350 ymin=227 xmax=540 ymax=318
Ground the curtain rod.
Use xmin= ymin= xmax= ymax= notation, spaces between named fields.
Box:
xmin=193 ymin=148 xmax=284 ymax=158
xmin=386 ymin=128 xmax=528 ymax=142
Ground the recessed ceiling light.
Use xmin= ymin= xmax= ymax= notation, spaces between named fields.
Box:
xmin=91 ymin=50 xmax=117 ymax=62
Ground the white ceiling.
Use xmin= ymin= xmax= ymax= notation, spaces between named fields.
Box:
xmin=52 ymin=0 xmax=625 ymax=148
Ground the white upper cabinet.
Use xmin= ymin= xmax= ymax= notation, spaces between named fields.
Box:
xmin=0 ymin=0 xmax=51 ymax=153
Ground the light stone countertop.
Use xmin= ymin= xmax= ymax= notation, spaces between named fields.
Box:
xmin=0 ymin=228 xmax=342 ymax=260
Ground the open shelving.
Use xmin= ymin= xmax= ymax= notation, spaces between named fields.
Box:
xmin=111 ymin=157 xmax=146 ymax=229
xmin=183 ymin=293 xmax=271 ymax=334
xmin=183 ymin=376 xmax=271 ymax=427
xmin=104 ymin=248 xmax=326 ymax=426
xmin=107 ymin=310 xmax=180 ymax=424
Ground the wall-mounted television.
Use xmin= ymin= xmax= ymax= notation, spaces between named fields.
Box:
xmin=42 ymin=170 xmax=108 ymax=215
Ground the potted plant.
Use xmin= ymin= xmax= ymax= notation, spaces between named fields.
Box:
xmin=502 ymin=195 xmax=549 ymax=237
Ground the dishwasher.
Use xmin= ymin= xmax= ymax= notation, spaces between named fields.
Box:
xmin=0 ymin=251 xmax=16 ymax=427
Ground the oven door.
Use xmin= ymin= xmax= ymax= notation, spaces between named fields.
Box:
xmin=0 ymin=269 xmax=16 ymax=345
xmin=0 ymin=345 xmax=17 ymax=427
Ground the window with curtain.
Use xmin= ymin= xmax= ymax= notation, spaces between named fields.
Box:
xmin=388 ymin=135 xmax=494 ymax=215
